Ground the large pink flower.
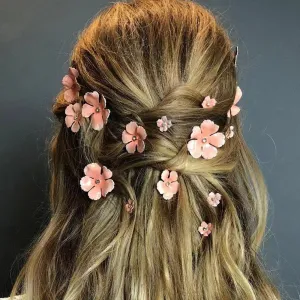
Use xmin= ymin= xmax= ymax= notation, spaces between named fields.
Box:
xmin=82 ymin=91 xmax=111 ymax=131
xmin=187 ymin=120 xmax=225 ymax=160
xmin=156 ymin=170 xmax=179 ymax=200
xmin=62 ymin=67 xmax=80 ymax=102
xmin=80 ymin=163 xmax=114 ymax=200
xmin=65 ymin=103 xmax=83 ymax=133
xmin=122 ymin=121 xmax=147 ymax=153
xmin=227 ymin=86 xmax=242 ymax=117
xmin=198 ymin=222 xmax=213 ymax=237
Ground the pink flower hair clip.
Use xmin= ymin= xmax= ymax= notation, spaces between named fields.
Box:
xmin=225 ymin=126 xmax=234 ymax=139
xmin=62 ymin=67 xmax=80 ymax=102
xmin=207 ymin=192 xmax=221 ymax=207
xmin=82 ymin=91 xmax=111 ymax=131
xmin=122 ymin=121 xmax=147 ymax=154
xmin=157 ymin=116 xmax=172 ymax=132
xmin=198 ymin=222 xmax=213 ymax=237
xmin=187 ymin=120 xmax=226 ymax=160
xmin=65 ymin=103 xmax=83 ymax=133
xmin=80 ymin=163 xmax=114 ymax=200
xmin=125 ymin=199 xmax=134 ymax=214
xmin=156 ymin=170 xmax=179 ymax=200
xmin=227 ymin=86 xmax=242 ymax=117
xmin=202 ymin=96 xmax=217 ymax=109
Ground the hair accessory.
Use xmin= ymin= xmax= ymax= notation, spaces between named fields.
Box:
xmin=82 ymin=91 xmax=110 ymax=131
xmin=187 ymin=120 xmax=225 ymax=160
xmin=122 ymin=121 xmax=147 ymax=154
xmin=125 ymin=199 xmax=134 ymax=214
xmin=227 ymin=86 xmax=242 ymax=117
xmin=156 ymin=170 xmax=179 ymax=200
xmin=207 ymin=192 xmax=221 ymax=207
xmin=202 ymin=96 xmax=217 ymax=109
xmin=62 ymin=67 xmax=80 ymax=102
xmin=80 ymin=163 xmax=114 ymax=200
xmin=233 ymin=46 xmax=239 ymax=68
xmin=198 ymin=222 xmax=213 ymax=237
xmin=65 ymin=103 xmax=83 ymax=133
xmin=157 ymin=116 xmax=172 ymax=132
xmin=225 ymin=126 xmax=234 ymax=139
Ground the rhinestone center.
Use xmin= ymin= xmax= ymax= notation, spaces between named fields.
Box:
xmin=132 ymin=136 xmax=137 ymax=141
xmin=95 ymin=107 xmax=100 ymax=113
xmin=166 ymin=182 xmax=170 ymax=187
xmin=74 ymin=114 xmax=78 ymax=120
xmin=95 ymin=179 xmax=100 ymax=184
xmin=202 ymin=138 xmax=207 ymax=143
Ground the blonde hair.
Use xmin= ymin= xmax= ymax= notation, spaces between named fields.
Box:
xmin=11 ymin=0 xmax=280 ymax=299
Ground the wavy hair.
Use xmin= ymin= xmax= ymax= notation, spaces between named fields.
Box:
xmin=11 ymin=0 xmax=280 ymax=299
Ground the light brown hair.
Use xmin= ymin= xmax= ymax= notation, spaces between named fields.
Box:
xmin=11 ymin=0 xmax=280 ymax=299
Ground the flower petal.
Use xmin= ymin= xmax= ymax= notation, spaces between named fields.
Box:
xmin=202 ymin=144 xmax=218 ymax=160
xmin=126 ymin=141 xmax=137 ymax=153
xmin=163 ymin=192 xmax=174 ymax=200
xmin=208 ymin=133 xmax=225 ymax=148
xmin=137 ymin=140 xmax=145 ymax=153
xmin=157 ymin=180 xmax=166 ymax=195
xmin=137 ymin=126 xmax=147 ymax=140
xmin=65 ymin=116 xmax=74 ymax=128
xmin=84 ymin=91 xmax=100 ymax=107
xmin=157 ymin=119 xmax=163 ymax=127
xmin=161 ymin=170 xmax=170 ymax=181
xmin=230 ymin=105 xmax=241 ymax=117
xmin=82 ymin=103 xmax=95 ymax=118
xmin=101 ymin=179 xmax=115 ymax=197
xmin=88 ymin=186 xmax=102 ymax=200
xmin=62 ymin=75 xmax=74 ymax=89
xmin=91 ymin=112 xmax=104 ymax=131
xmin=69 ymin=67 xmax=79 ymax=78
xmin=103 ymin=109 xmax=110 ymax=124
xmin=80 ymin=176 xmax=94 ymax=192
xmin=187 ymin=139 xmax=203 ymax=159
xmin=190 ymin=126 xmax=202 ymax=140
xmin=65 ymin=104 xmax=75 ymax=116
xmin=169 ymin=170 xmax=178 ymax=182
xmin=168 ymin=181 xmax=179 ymax=194
xmin=126 ymin=121 xmax=138 ymax=135
xmin=71 ymin=121 xmax=80 ymax=133
xmin=122 ymin=130 xmax=133 ymax=144
xmin=84 ymin=163 xmax=101 ymax=179
xmin=102 ymin=166 xmax=113 ymax=179
xmin=73 ymin=103 xmax=82 ymax=113
xmin=200 ymin=120 xmax=219 ymax=136
xmin=234 ymin=86 xmax=242 ymax=105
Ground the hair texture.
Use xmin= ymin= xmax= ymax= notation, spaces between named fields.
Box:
xmin=11 ymin=0 xmax=280 ymax=299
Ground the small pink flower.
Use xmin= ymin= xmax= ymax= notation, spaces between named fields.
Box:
xmin=82 ymin=91 xmax=110 ymax=131
xmin=62 ymin=67 xmax=80 ymax=102
xmin=198 ymin=222 xmax=213 ymax=237
xmin=157 ymin=116 xmax=172 ymax=132
xmin=187 ymin=120 xmax=226 ymax=160
xmin=125 ymin=199 xmax=134 ymax=214
xmin=80 ymin=163 xmax=114 ymax=200
xmin=156 ymin=170 xmax=179 ymax=200
xmin=202 ymin=96 xmax=217 ymax=108
xmin=227 ymin=86 xmax=242 ymax=117
xmin=207 ymin=192 xmax=222 ymax=207
xmin=65 ymin=103 xmax=83 ymax=133
xmin=122 ymin=121 xmax=147 ymax=154
xmin=225 ymin=126 xmax=235 ymax=139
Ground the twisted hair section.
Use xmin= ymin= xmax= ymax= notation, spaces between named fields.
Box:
xmin=11 ymin=0 xmax=279 ymax=299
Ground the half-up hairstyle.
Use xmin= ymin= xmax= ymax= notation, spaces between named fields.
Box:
xmin=11 ymin=0 xmax=280 ymax=299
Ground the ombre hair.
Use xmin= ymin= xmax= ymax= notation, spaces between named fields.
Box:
xmin=11 ymin=0 xmax=280 ymax=299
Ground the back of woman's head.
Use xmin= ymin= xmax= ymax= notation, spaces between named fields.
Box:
xmin=11 ymin=0 xmax=280 ymax=299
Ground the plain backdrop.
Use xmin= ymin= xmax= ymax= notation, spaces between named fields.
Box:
xmin=0 ymin=0 xmax=299 ymax=298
